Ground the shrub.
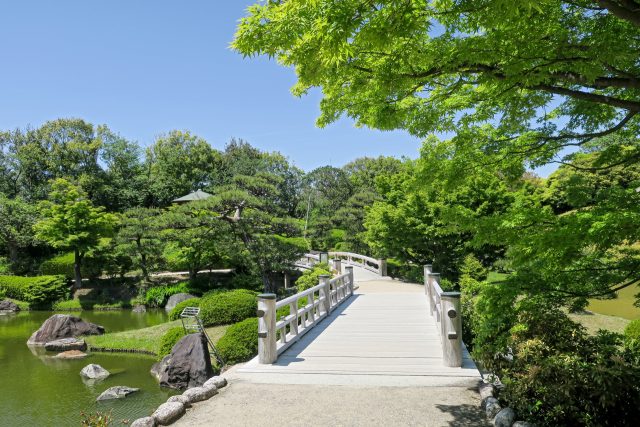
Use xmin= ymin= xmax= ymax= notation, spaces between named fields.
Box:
xmin=158 ymin=326 xmax=187 ymax=357
xmin=217 ymin=317 xmax=258 ymax=365
xmin=0 ymin=275 xmax=69 ymax=305
xmin=168 ymin=298 xmax=201 ymax=321
xmin=625 ymin=319 xmax=640 ymax=341
xmin=0 ymin=287 xmax=5 ymax=299
xmin=295 ymin=263 xmax=331 ymax=291
xmin=386 ymin=258 xmax=423 ymax=283
xmin=199 ymin=289 xmax=257 ymax=327
xmin=40 ymin=252 xmax=103 ymax=279
xmin=145 ymin=282 xmax=191 ymax=307
xmin=228 ymin=274 xmax=262 ymax=291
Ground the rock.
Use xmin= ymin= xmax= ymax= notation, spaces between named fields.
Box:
xmin=479 ymin=382 xmax=495 ymax=401
xmin=150 ymin=333 xmax=214 ymax=390
xmin=484 ymin=397 xmax=502 ymax=419
xmin=132 ymin=305 xmax=147 ymax=313
xmin=55 ymin=350 xmax=88 ymax=359
xmin=165 ymin=293 xmax=196 ymax=313
xmin=0 ymin=299 xmax=20 ymax=312
xmin=152 ymin=402 xmax=185 ymax=426
xmin=130 ymin=417 xmax=156 ymax=427
xmin=44 ymin=337 xmax=87 ymax=352
xmin=96 ymin=386 xmax=140 ymax=401
xmin=494 ymin=407 xmax=516 ymax=427
xmin=512 ymin=422 xmax=537 ymax=427
xmin=167 ymin=394 xmax=191 ymax=407
xmin=27 ymin=314 xmax=104 ymax=346
xmin=182 ymin=386 xmax=217 ymax=403
xmin=80 ymin=364 xmax=110 ymax=380
xmin=203 ymin=376 xmax=227 ymax=389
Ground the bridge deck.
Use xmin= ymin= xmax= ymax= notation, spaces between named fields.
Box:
xmin=236 ymin=266 xmax=482 ymax=387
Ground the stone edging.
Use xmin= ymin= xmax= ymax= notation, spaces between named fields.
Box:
xmin=479 ymin=382 xmax=536 ymax=427
xmin=87 ymin=345 xmax=157 ymax=356
xmin=130 ymin=375 xmax=228 ymax=427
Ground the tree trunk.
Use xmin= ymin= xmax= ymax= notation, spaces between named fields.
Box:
xmin=137 ymin=237 xmax=149 ymax=280
xmin=7 ymin=242 xmax=19 ymax=266
xmin=73 ymin=249 xmax=83 ymax=289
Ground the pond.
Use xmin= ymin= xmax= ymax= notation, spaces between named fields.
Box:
xmin=0 ymin=310 xmax=176 ymax=426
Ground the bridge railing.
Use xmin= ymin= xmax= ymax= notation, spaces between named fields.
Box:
xmin=424 ymin=265 xmax=463 ymax=367
xmin=257 ymin=266 xmax=355 ymax=364
xmin=329 ymin=251 xmax=387 ymax=276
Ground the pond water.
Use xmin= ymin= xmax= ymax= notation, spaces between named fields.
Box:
xmin=0 ymin=310 xmax=176 ymax=426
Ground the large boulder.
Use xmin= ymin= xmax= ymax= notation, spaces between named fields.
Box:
xmin=494 ymin=408 xmax=516 ymax=427
xmin=27 ymin=314 xmax=104 ymax=346
xmin=150 ymin=333 xmax=214 ymax=390
xmin=182 ymin=386 xmax=217 ymax=403
xmin=131 ymin=417 xmax=156 ymax=427
xmin=165 ymin=293 xmax=196 ymax=313
xmin=80 ymin=364 xmax=110 ymax=380
xmin=0 ymin=300 xmax=20 ymax=312
xmin=96 ymin=386 xmax=140 ymax=401
xmin=44 ymin=338 xmax=87 ymax=352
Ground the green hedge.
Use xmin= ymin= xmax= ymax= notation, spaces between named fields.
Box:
xmin=168 ymin=298 xmax=201 ymax=321
xmin=295 ymin=263 xmax=331 ymax=291
xmin=40 ymin=252 xmax=103 ymax=279
xmin=217 ymin=317 xmax=258 ymax=365
xmin=158 ymin=327 xmax=187 ymax=357
xmin=145 ymin=282 xmax=191 ymax=307
xmin=199 ymin=289 xmax=257 ymax=327
xmin=386 ymin=259 xmax=423 ymax=283
xmin=0 ymin=275 xmax=69 ymax=305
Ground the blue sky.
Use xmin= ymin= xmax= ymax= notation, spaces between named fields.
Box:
xmin=0 ymin=0 xmax=423 ymax=172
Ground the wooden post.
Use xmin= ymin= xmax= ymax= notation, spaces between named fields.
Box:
xmin=424 ymin=265 xmax=432 ymax=296
xmin=378 ymin=259 xmax=387 ymax=276
xmin=257 ymin=293 xmax=277 ymax=364
xmin=319 ymin=274 xmax=331 ymax=314
xmin=284 ymin=272 xmax=290 ymax=289
xmin=345 ymin=266 xmax=354 ymax=295
xmin=440 ymin=292 xmax=462 ymax=367
xmin=319 ymin=252 xmax=329 ymax=264
xmin=428 ymin=273 xmax=439 ymax=318
xmin=334 ymin=258 xmax=342 ymax=274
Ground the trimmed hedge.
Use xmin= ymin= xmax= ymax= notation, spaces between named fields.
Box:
xmin=158 ymin=326 xmax=187 ymax=357
xmin=199 ymin=289 xmax=257 ymax=327
xmin=0 ymin=275 xmax=69 ymax=305
xmin=168 ymin=298 xmax=201 ymax=321
xmin=217 ymin=317 xmax=258 ymax=365
xmin=40 ymin=252 xmax=103 ymax=279
xmin=145 ymin=282 xmax=191 ymax=307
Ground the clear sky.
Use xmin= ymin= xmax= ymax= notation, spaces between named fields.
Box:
xmin=0 ymin=0 xmax=424 ymax=172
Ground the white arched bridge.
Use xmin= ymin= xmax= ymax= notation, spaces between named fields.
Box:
xmin=238 ymin=252 xmax=481 ymax=387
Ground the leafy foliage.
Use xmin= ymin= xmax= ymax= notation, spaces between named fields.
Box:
xmin=295 ymin=263 xmax=331 ymax=291
xmin=199 ymin=289 xmax=257 ymax=327
xmin=0 ymin=275 xmax=68 ymax=306
xmin=217 ymin=317 xmax=258 ymax=365
xmin=144 ymin=282 xmax=191 ymax=308
xmin=625 ymin=319 xmax=640 ymax=341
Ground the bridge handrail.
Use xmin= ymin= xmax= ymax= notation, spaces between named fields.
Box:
xmin=329 ymin=251 xmax=388 ymax=276
xmin=424 ymin=265 xmax=463 ymax=367
xmin=257 ymin=267 xmax=355 ymax=364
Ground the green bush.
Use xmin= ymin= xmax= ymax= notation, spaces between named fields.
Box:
xmin=295 ymin=263 xmax=331 ymax=291
xmin=217 ymin=317 xmax=258 ymax=365
xmin=625 ymin=319 xmax=640 ymax=341
xmin=228 ymin=274 xmax=263 ymax=291
xmin=0 ymin=257 xmax=9 ymax=274
xmin=158 ymin=326 xmax=187 ymax=357
xmin=168 ymin=298 xmax=201 ymax=321
xmin=386 ymin=258 xmax=423 ymax=283
xmin=0 ymin=275 xmax=69 ymax=305
xmin=40 ymin=252 xmax=103 ymax=279
xmin=145 ymin=282 xmax=191 ymax=307
xmin=199 ymin=289 xmax=257 ymax=327
xmin=0 ymin=287 xmax=5 ymax=299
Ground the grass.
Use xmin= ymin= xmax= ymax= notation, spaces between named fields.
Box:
xmin=85 ymin=320 xmax=229 ymax=355
xmin=53 ymin=298 xmax=133 ymax=311
xmin=569 ymin=311 xmax=631 ymax=335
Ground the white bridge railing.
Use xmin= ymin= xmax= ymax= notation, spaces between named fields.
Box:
xmin=296 ymin=251 xmax=387 ymax=276
xmin=424 ymin=265 xmax=463 ymax=367
xmin=257 ymin=267 xmax=355 ymax=364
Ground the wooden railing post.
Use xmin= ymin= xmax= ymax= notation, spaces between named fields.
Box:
xmin=257 ymin=293 xmax=277 ymax=364
xmin=440 ymin=292 xmax=462 ymax=367
xmin=424 ymin=265 xmax=433 ymax=315
xmin=345 ymin=265 xmax=354 ymax=295
xmin=284 ymin=272 xmax=291 ymax=289
xmin=428 ymin=272 xmax=439 ymax=318
xmin=378 ymin=258 xmax=387 ymax=276
xmin=319 ymin=274 xmax=331 ymax=314
xmin=334 ymin=258 xmax=342 ymax=274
